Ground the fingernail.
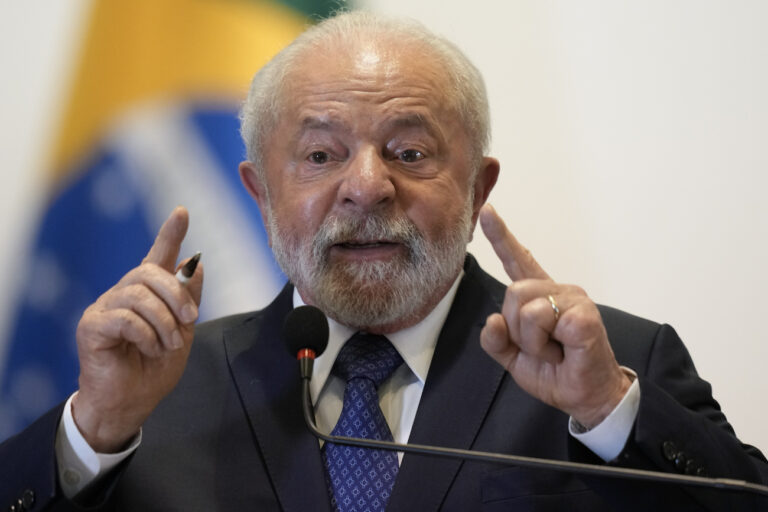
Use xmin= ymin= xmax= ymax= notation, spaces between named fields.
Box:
xmin=181 ymin=304 xmax=198 ymax=324
xmin=171 ymin=330 xmax=184 ymax=350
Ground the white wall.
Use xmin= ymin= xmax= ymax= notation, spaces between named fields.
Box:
xmin=1 ymin=1 xmax=766 ymax=453
xmin=359 ymin=0 xmax=768 ymax=451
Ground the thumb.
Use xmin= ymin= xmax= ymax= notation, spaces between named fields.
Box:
xmin=480 ymin=313 xmax=518 ymax=370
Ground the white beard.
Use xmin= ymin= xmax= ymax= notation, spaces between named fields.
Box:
xmin=267 ymin=203 xmax=473 ymax=330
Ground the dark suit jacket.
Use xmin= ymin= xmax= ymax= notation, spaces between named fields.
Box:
xmin=2 ymin=256 xmax=767 ymax=511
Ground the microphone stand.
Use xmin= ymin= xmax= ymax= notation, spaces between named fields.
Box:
xmin=300 ymin=377 xmax=768 ymax=498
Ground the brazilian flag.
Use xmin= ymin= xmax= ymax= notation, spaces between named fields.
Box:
xmin=0 ymin=0 xmax=344 ymax=440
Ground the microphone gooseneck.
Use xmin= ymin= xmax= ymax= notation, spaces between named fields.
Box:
xmin=283 ymin=305 xmax=768 ymax=499
xmin=299 ymin=380 xmax=768 ymax=498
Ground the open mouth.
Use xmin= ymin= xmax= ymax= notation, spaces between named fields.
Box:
xmin=330 ymin=239 xmax=404 ymax=260
xmin=337 ymin=241 xmax=396 ymax=249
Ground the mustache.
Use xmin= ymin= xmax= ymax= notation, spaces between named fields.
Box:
xmin=311 ymin=214 xmax=423 ymax=260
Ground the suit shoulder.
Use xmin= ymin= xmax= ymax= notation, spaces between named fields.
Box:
xmin=186 ymin=308 xmax=273 ymax=366
xmin=192 ymin=283 xmax=293 ymax=346
xmin=595 ymin=304 xmax=684 ymax=372
xmin=597 ymin=304 xmax=662 ymax=339
xmin=194 ymin=310 xmax=262 ymax=338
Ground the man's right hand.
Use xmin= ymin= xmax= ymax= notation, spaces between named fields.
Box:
xmin=71 ymin=206 xmax=203 ymax=453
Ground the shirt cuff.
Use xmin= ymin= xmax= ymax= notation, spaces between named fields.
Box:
xmin=569 ymin=367 xmax=640 ymax=462
xmin=54 ymin=392 xmax=142 ymax=499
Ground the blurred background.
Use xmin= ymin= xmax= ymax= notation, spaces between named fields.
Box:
xmin=1 ymin=0 xmax=766 ymax=457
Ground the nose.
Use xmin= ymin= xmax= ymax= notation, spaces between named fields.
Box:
xmin=337 ymin=146 xmax=395 ymax=211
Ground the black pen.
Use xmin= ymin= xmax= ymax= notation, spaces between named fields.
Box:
xmin=175 ymin=252 xmax=201 ymax=285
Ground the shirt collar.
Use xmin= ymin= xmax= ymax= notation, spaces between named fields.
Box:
xmin=293 ymin=271 xmax=464 ymax=402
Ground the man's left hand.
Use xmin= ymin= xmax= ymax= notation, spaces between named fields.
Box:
xmin=478 ymin=204 xmax=632 ymax=429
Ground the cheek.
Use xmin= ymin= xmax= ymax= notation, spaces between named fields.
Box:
xmin=270 ymin=186 xmax=336 ymax=234
xmin=399 ymin=178 xmax=471 ymax=237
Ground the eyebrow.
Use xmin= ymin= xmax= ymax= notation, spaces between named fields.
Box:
xmin=298 ymin=116 xmax=347 ymax=133
xmin=295 ymin=112 xmax=443 ymax=141
xmin=383 ymin=113 xmax=443 ymax=141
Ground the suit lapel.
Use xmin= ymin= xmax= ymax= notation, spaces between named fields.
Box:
xmin=223 ymin=285 xmax=332 ymax=512
xmin=387 ymin=257 xmax=507 ymax=511
xmin=221 ymin=256 xmax=507 ymax=512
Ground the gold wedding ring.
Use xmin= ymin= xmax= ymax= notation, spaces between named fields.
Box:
xmin=547 ymin=294 xmax=560 ymax=323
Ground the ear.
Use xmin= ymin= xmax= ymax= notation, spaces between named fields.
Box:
xmin=239 ymin=161 xmax=273 ymax=246
xmin=469 ymin=157 xmax=500 ymax=239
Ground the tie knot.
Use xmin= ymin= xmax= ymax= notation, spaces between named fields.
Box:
xmin=333 ymin=333 xmax=403 ymax=387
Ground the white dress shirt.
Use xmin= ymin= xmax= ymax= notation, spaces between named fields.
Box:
xmin=56 ymin=273 xmax=640 ymax=498
xmin=306 ymin=273 xmax=462 ymax=460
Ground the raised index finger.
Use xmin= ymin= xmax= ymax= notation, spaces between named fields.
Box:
xmin=479 ymin=203 xmax=550 ymax=281
xmin=143 ymin=206 xmax=189 ymax=272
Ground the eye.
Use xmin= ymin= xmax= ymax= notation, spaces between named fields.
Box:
xmin=398 ymin=149 xmax=425 ymax=163
xmin=308 ymin=151 xmax=330 ymax=164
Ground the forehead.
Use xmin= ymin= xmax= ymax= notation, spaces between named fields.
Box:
xmin=278 ymin=39 xmax=457 ymax=126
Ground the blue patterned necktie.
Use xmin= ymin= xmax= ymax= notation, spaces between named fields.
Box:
xmin=323 ymin=333 xmax=404 ymax=512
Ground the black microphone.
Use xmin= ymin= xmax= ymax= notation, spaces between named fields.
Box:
xmin=283 ymin=305 xmax=329 ymax=380
xmin=283 ymin=305 xmax=768 ymax=499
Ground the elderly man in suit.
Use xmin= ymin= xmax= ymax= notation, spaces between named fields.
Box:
xmin=2 ymin=10 xmax=767 ymax=512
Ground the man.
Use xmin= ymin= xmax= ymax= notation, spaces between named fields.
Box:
xmin=2 ymin=11 xmax=766 ymax=512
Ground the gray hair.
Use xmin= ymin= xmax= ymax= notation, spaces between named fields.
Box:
xmin=239 ymin=10 xmax=491 ymax=177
